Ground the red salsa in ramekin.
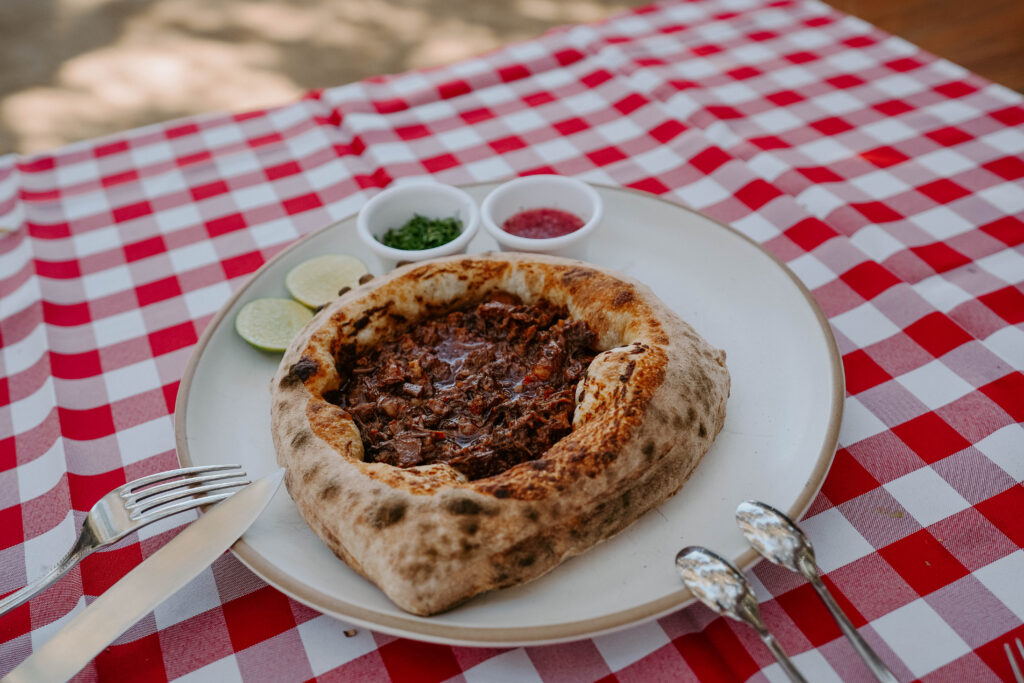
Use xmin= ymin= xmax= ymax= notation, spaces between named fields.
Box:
xmin=501 ymin=208 xmax=585 ymax=239
xmin=481 ymin=175 xmax=603 ymax=258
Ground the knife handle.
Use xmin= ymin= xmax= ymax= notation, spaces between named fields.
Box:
xmin=4 ymin=471 xmax=283 ymax=683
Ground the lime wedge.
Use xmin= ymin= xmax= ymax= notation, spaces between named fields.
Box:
xmin=285 ymin=254 xmax=369 ymax=309
xmin=235 ymin=298 xmax=313 ymax=352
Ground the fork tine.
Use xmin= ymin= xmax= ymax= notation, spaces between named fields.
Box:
xmin=128 ymin=479 xmax=251 ymax=519
xmin=1008 ymin=640 xmax=1024 ymax=683
xmin=120 ymin=465 xmax=243 ymax=496
xmin=131 ymin=491 xmax=241 ymax=522
xmin=127 ymin=471 xmax=249 ymax=503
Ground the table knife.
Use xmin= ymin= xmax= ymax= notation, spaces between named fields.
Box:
xmin=3 ymin=469 xmax=284 ymax=683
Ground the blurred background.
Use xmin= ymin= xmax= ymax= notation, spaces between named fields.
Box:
xmin=1 ymin=0 xmax=1021 ymax=156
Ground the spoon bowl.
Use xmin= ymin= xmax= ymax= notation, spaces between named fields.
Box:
xmin=735 ymin=500 xmax=817 ymax=575
xmin=674 ymin=546 xmax=761 ymax=625
xmin=675 ymin=546 xmax=808 ymax=683
xmin=735 ymin=501 xmax=898 ymax=683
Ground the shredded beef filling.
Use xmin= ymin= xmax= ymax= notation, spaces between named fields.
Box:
xmin=329 ymin=293 xmax=597 ymax=480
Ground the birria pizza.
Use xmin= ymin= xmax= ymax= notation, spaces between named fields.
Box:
xmin=270 ymin=253 xmax=729 ymax=615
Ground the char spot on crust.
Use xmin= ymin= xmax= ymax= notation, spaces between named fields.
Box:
xmin=569 ymin=447 xmax=617 ymax=471
xmin=499 ymin=535 xmax=554 ymax=571
xmin=560 ymin=267 xmax=594 ymax=286
xmin=291 ymin=431 xmax=310 ymax=449
xmin=612 ymin=289 xmax=634 ymax=307
xmin=620 ymin=360 xmax=636 ymax=383
xmin=460 ymin=520 xmax=479 ymax=536
xmin=368 ymin=498 xmax=407 ymax=529
xmin=319 ymin=482 xmax=342 ymax=501
xmin=398 ymin=562 xmax=432 ymax=583
xmin=529 ymin=459 xmax=553 ymax=471
xmin=649 ymin=326 xmax=670 ymax=345
xmin=302 ymin=461 xmax=323 ymax=483
xmin=685 ymin=406 xmax=697 ymax=427
xmin=483 ymin=485 xmax=513 ymax=499
xmin=283 ymin=356 xmax=319 ymax=385
xmin=642 ymin=441 xmax=656 ymax=458
xmin=349 ymin=303 xmax=391 ymax=333
xmin=672 ymin=413 xmax=684 ymax=429
xmin=698 ymin=422 xmax=708 ymax=438
xmin=444 ymin=497 xmax=483 ymax=515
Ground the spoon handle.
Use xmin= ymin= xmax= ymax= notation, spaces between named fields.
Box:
xmin=756 ymin=629 xmax=809 ymax=683
xmin=800 ymin=562 xmax=898 ymax=683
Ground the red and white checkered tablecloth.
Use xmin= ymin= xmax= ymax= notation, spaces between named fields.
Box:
xmin=1 ymin=0 xmax=1022 ymax=679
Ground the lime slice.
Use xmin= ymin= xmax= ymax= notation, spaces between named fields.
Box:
xmin=235 ymin=298 xmax=313 ymax=352
xmin=285 ymin=254 xmax=369 ymax=309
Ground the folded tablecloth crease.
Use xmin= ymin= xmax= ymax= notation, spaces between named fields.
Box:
xmin=0 ymin=0 xmax=1021 ymax=680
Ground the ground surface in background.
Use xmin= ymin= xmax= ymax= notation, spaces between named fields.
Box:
xmin=1 ymin=0 xmax=1021 ymax=155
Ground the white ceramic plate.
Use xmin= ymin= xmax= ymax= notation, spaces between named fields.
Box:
xmin=175 ymin=184 xmax=843 ymax=647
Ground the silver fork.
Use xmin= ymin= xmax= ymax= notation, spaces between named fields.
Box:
xmin=0 ymin=464 xmax=249 ymax=617
xmin=1007 ymin=637 xmax=1024 ymax=683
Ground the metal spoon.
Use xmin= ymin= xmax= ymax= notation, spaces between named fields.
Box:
xmin=736 ymin=501 xmax=898 ymax=683
xmin=675 ymin=546 xmax=808 ymax=683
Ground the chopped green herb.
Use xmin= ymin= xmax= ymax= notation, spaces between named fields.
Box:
xmin=379 ymin=214 xmax=462 ymax=250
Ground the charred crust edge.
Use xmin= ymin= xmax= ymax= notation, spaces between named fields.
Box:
xmin=284 ymin=356 xmax=320 ymax=385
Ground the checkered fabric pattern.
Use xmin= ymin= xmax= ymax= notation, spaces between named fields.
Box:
xmin=1 ymin=0 xmax=1022 ymax=679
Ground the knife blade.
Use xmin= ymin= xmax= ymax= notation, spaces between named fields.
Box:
xmin=4 ymin=468 xmax=284 ymax=683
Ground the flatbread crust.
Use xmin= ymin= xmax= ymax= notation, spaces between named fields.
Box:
xmin=270 ymin=253 xmax=729 ymax=616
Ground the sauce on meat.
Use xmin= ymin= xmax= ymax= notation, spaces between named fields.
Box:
xmin=501 ymin=208 xmax=584 ymax=239
xmin=329 ymin=294 xmax=597 ymax=480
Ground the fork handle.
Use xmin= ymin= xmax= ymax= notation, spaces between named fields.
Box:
xmin=0 ymin=541 xmax=93 ymax=617
xmin=800 ymin=560 xmax=898 ymax=683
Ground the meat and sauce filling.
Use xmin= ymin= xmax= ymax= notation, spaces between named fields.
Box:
xmin=328 ymin=293 xmax=597 ymax=481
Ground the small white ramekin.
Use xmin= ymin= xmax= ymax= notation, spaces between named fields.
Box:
xmin=357 ymin=181 xmax=480 ymax=270
xmin=480 ymin=175 xmax=603 ymax=260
